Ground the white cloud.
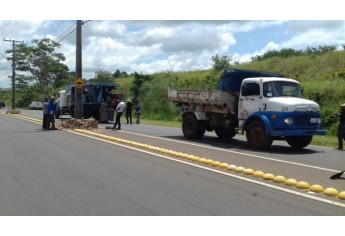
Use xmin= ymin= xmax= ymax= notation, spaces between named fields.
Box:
xmin=1 ymin=20 xmax=345 ymax=88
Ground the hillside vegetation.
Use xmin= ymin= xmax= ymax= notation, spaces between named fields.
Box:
xmin=118 ymin=49 xmax=345 ymax=135
xmin=2 ymin=45 xmax=345 ymax=136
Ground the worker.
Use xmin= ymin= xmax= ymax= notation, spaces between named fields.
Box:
xmin=126 ymin=99 xmax=133 ymax=124
xmin=336 ymin=103 xmax=345 ymax=150
xmin=48 ymin=96 xmax=57 ymax=130
xmin=42 ymin=97 xmax=50 ymax=130
xmin=112 ymin=98 xmax=125 ymax=130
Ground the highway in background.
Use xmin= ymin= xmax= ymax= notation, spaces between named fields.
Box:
xmin=1 ymin=109 xmax=344 ymax=215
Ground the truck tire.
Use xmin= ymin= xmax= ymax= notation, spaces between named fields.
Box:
xmin=182 ymin=114 xmax=205 ymax=139
xmin=215 ymin=128 xmax=236 ymax=140
xmin=286 ymin=136 xmax=313 ymax=149
xmin=246 ymin=120 xmax=272 ymax=150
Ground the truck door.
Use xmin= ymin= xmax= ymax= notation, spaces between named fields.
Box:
xmin=239 ymin=82 xmax=262 ymax=124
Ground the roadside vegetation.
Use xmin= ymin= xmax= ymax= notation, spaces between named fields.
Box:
xmin=1 ymin=39 xmax=345 ymax=148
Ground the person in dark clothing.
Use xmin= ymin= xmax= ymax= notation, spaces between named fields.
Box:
xmin=134 ymin=104 xmax=141 ymax=124
xmin=336 ymin=104 xmax=345 ymax=150
xmin=126 ymin=100 xmax=133 ymax=124
xmin=42 ymin=98 xmax=50 ymax=130
xmin=48 ymin=97 xmax=57 ymax=130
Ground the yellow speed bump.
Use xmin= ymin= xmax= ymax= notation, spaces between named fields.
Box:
xmin=337 ymin=191 xmax=345 ymax=200
xmin=243 ymin=168 xmax=254 ymax=175
xmin=211 ymin=161 xmax=221 ymax=167
xmin=323 ymin=188 xmax=339 ymax=197
xmin=190 ymin=155 xmax=200 ymax=162
xmin=235 ymin=166 xmax=245 ymax=173
xmin=219 ymin=163 xmax=229 ymax=169
xmin=227 ymin=165 xmax=237 ymax=171
xmin=262 ymin=173 xmax=274 ymax=180
xmin=204 ymin=159 xmax=213 ymax=165
xmin=253 ymin=170 xmax=264 ymax=178
xmin=296 ymin=181 xmax=310 ymax=189
xmin=274 ymin=175 xmax=286 ymax=183
xmin=309 ymin=184 xmax=324 ymax=193
xmin=181 ymin=153 xmax=189 ymax=159
xmin=285 ymin=178 xmax=298 ymax=186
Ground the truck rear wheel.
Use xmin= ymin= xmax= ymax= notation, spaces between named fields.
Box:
xmin=286 ymin=136 xmax=313 ymax=149
xmin=182 ymin=114 xmax=205 ymax=139
xmin=246 ymin=120 xmax=272 ymax=150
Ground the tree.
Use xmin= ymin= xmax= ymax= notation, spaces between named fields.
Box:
xmin=211 ymin=54 xmax=232 ymax=72
xmin=91 ymin=70 xmax=114 ymax=83
xmin=113 ymin=69 xmax=121 ymax=78
xmin=121 ymin=71 xmax=129 ymax=78
xmin=113 ymin=69 xmax=129 ymax=78
xmin=11 ymin=38 xmax=69 ymax=98
xmin=130 ymin=72 xmax=152 ymax=104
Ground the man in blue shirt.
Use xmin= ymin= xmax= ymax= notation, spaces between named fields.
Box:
xmin=48 ymin=97 xmax=57 ymax=130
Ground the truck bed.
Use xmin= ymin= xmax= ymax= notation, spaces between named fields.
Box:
xmin=168 ymin=88 xmax=237 ymax=112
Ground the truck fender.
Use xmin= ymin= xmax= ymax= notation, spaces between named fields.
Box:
xmin=182 ymin=111 xmax=207 ymax=120
xmin=242 ymin=113 xmax=272 ymax=135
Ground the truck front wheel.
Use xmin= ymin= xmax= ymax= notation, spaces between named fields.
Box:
xmin=246 ymin=120 xmax=272 ymax=150
xmin=182 ymin=114 xmax=205 ymax=139
xmin=286 ymin=136 xmax=313 ymax=149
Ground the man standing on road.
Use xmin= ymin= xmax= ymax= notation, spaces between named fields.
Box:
xmin=112 ymin=98 xmax=125 ymax=130
xmin=126 ymin=99 xmax=133 ymax=124
xmin=48 ymin=97 xmax=57 ymax=130
xmin=336 ymin=103 xmax=345 ymax=150
xmin=42 ymin=97 xmax=50 ymax=130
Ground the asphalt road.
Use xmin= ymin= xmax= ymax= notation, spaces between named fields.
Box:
xmin=1 ymin=109 xmax=345 ymax=215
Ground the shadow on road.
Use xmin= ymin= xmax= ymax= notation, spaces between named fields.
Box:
xmin=162 ymin=135 xmax=325 ymax=155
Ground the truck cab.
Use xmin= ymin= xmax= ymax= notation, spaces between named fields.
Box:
xmin=239 ymin=77 xmax=325 ymax=149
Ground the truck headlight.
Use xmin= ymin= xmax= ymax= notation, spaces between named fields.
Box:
xmin=284 ymin=117 xmax=293 ymax=125
xmin=310 ymin=118 xmax=321 ymax=124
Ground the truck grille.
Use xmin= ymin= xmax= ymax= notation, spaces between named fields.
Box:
xmin=294 ymin=115 xmax=315 ymax=127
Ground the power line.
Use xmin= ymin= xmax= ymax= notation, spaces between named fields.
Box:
xmin=56 ymin=28 xmax=76 ymax=43
xmin=56 ymin=21 xmax=91 ymax=44
xmin=0 ymin=52 xmax=10 ymax=63
xmin=55 ymin=22 xmax=76 ymax=42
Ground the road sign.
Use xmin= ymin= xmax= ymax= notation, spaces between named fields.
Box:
xmin=75 ymin=78 xmax=84 ymax=89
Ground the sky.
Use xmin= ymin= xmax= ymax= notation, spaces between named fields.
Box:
xmin=0 ymin=1 xmax=344 ymax=90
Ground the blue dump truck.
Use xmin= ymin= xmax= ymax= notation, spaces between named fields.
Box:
xmin=168 ymin=69 xmax=326 ymax=150
xmin=64 ymin=82 xmax=123 ymax=121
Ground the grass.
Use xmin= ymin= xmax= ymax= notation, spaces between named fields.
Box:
xmin=311 ymin=135 xmax=338 ymax=149
xmin=140 ymin=118 xmax=338 ymax=149
xmin=139 ymin=118 xmax=181 ymax=128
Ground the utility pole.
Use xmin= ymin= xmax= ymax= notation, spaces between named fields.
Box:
xmin=75 ymin=20 xmax=83 ymax=119
xmin=3 ymin=38 xmax=24 ymax=110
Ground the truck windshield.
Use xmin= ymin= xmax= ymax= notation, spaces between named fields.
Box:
xmin=263 ymin=81 xmax=302 ymax=98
